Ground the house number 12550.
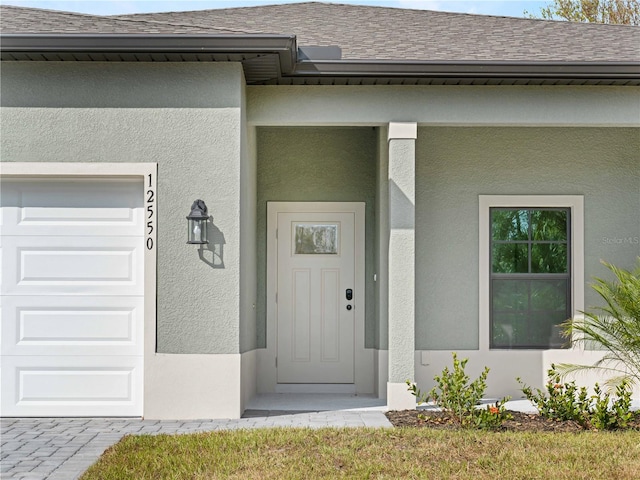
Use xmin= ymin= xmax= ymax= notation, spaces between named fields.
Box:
xmin=146 ymin=173 xmax=155 ymax=250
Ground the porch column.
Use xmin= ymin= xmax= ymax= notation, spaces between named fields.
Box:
xmin=387 ymin=122 xmax=417 ymax=410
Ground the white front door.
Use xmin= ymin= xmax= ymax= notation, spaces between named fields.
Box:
xmin=270 ymin=202 xmax=364 ymax=384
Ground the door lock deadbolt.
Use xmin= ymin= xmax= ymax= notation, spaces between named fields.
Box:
xmin=346 ymin=305 xmax=353 ymax=311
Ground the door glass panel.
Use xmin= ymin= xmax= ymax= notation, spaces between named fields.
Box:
xmin=294 ymin=224 xmax=339 ymax=254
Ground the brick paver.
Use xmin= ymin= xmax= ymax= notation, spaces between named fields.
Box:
xmin=1 ymin=410 xmax=392 ymax=479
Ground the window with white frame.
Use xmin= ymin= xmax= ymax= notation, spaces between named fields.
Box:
xmin=479 ymin=196 xmax=584 ymax=350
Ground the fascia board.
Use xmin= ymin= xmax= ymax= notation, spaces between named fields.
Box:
xmin=0 ymin=34 xmax=298 ymax=73
xmin=293 ymin=60 xmax=640 ymax=81
xmin=2 ymin=34 xmax=638 ymax=81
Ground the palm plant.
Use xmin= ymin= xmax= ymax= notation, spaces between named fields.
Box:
xmin=558 ymin=258 xmax=640 ymax=388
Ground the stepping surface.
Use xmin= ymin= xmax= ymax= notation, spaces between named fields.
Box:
xmin=1 ymin=412 xmax=392 ymax=480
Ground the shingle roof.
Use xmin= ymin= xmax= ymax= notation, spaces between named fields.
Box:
xmin=0 ymin=4 xmax=250 ymax=34
xmin=2 ymin=2 xmax=639 ymax=62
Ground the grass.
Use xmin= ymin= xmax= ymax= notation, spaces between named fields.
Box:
xmin=81 ymin=427 xmax=640 ymax=479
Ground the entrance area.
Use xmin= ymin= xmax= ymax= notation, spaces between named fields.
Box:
xmin=255 ymin=127 xmax=378 ymax=397
xmin=273 ymin=204 xmax=360 ymax=384
xmin=268 ymin=202 xmax=365 ymax=387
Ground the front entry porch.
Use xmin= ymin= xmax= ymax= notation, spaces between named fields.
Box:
xmin=248 ymin=124 xmax=418 ymax=412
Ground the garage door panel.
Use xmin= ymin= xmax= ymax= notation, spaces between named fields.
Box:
xmin=2 ymin=236 xmax=143 ymax=296
xmin=0 ymin=178 xmax=143 ymax=237
xmin=5 ymin=178 xmax=142 ymax=209
xmin=0 ymin=356 xmax=143 ymax=417
xmin=4 ymin=206 xmax=144 ymax=237
xmin=2 ymin=296 xmax=143 ymax=356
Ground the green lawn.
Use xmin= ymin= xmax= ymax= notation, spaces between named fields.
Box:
xmin=81 ymin=427 xmax=640 ymax=479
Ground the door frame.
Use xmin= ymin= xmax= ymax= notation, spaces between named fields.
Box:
xmin=264 ymin=202 xmax=373 ymax=394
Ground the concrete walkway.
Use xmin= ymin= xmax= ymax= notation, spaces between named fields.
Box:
xmin=1 ymin=407 xmax=392 ymax=480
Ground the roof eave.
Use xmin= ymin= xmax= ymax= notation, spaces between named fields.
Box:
xmin=2 ymin=34 xmax=638 ymax=84
xmin=0 ymin=34 xmax=299 ymax=73
xmin=293 ymin=60 xmax=640 ymax=81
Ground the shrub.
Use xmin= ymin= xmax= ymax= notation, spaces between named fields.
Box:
xmin=407 ymin=353 xmax=511 ymax=430
xmin=518 ymin=365 xmax=633 ymax=430
xmin=518 ymin=366 xmax=591 ymax=427
xmin=590 ymin=381 xmax=633 ymax=430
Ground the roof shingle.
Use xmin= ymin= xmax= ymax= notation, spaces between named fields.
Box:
xmin=113 ymin=2 xmax=640 ymax=61
xmin=0 ymin=4 xmax=252 ymax=35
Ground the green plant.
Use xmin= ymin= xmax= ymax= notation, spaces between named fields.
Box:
xmin=590 ymin=380 xmax=633 ymax=430
xmin=474 ymin=398 xmax=512 ymax=430
xmin=558 ymin=258 xmax=640 ymax=389
xmin=407 ymin=353 xmax=511 ymax=429
xmin=518 ymin=366 xmax=591 ymax=426
xmin=519 ymin=365 xmax=634 ymax=430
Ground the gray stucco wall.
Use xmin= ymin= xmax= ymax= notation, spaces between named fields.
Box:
xmin=415 ymin=127 xmax=640 ymax=350
xmin=1 ymin=61 xmax=246 ymax=354
xmin=256 ymin=127 xmax=378 ymax=349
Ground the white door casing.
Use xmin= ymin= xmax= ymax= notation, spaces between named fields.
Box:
xmin=0 ymin=176 xmax=147 ymax=417
xmin=268 ymin=202 xmax=365 ymax=386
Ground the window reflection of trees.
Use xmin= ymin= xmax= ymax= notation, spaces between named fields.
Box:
xmin=295 ymin=224 xmax=338 ymax=254
xmin=490 ymin=208 xmax=570 ymax=349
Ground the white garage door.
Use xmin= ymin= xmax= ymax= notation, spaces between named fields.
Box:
xmin=0 ymin=178 xmax=144 ymax=417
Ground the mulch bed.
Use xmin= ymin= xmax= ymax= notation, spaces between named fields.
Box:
xmin=385 ymin=409 xmax=640 ymax=432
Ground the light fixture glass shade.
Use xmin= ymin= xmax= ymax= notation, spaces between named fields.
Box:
xmin=187 ymin=199 xmax=209 ymax=244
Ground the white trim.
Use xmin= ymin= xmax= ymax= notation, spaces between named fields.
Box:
xmin=0 ymin=162 xmax=155 ymax=177
xmin=241 ymin=349 xmax=258 ymax=414
xmin=375 ymin=349 xmax=388 ymax=399
xmin=478 ymin=195 xmax=584 ymax=351
xmin=264 ymin=202 xmax=372 ymax=393
xmin=387 ymin=382 xmax=416 ymax=410
xmin=388 ymin=122 xmax=417 ymax=141
xmin=145 ymin=353 xmax=242 ymax=419
xmin=1 ymin=162 xmax=157 ymax=417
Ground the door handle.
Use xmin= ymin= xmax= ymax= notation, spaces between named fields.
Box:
xmin=346 ymin=289 xmax=353 ymax=301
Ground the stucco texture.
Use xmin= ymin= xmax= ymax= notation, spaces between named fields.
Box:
xmin=415 ymin=127 xmax=640 ymax=350
xmin=256 ymin=127 xmax=377 ymax=349
xmin=1 ymin=62 xmax=246 ymax=354
xmin=388 ymin=138 xmax=416 ymax=382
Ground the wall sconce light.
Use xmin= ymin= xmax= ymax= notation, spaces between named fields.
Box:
xmin=187 ymin=199 xmax=209 ymax=245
